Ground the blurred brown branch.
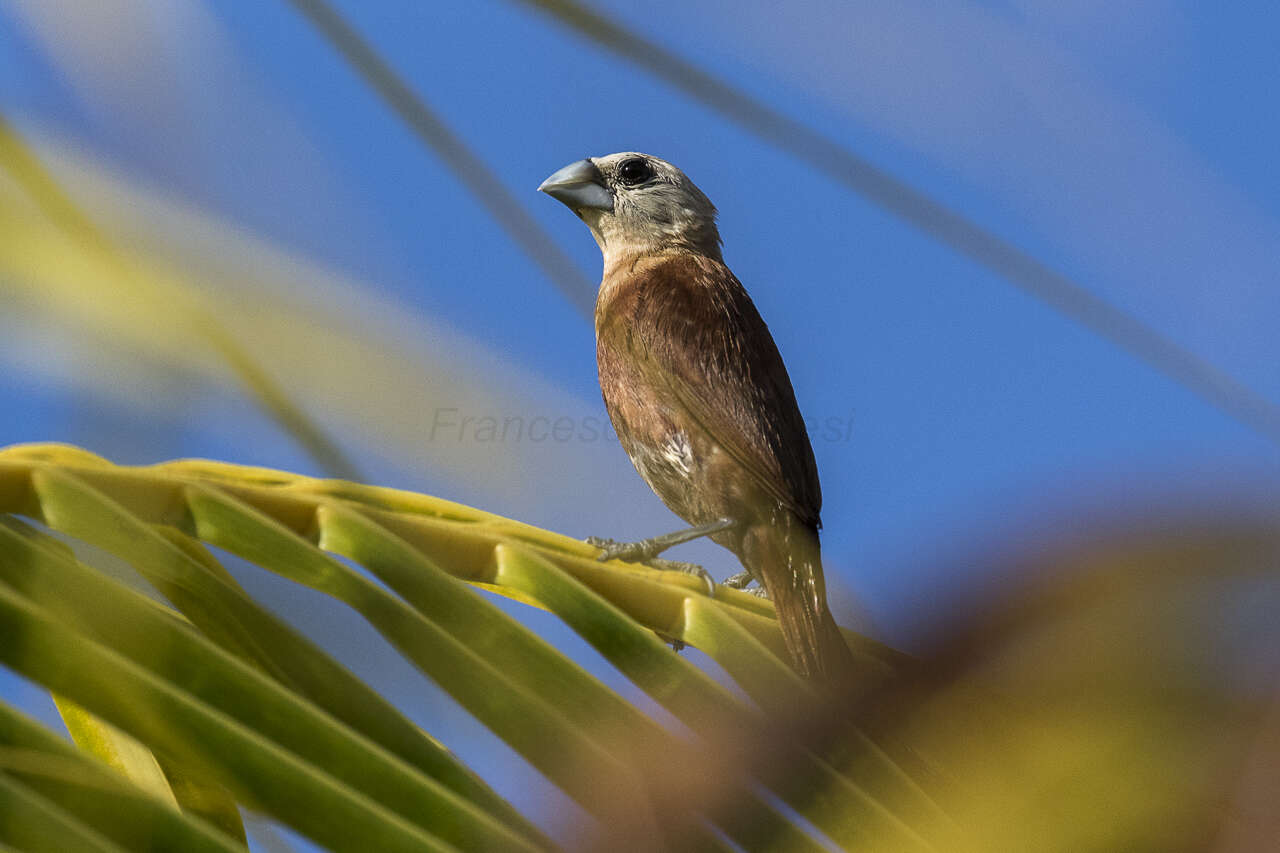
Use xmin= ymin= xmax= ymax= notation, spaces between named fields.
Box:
xmin=578 ymin=512 xmax=1280 ymax=850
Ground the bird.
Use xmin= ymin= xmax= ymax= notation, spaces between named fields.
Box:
xmin=539 ymin=152 xmax=854 ymax=681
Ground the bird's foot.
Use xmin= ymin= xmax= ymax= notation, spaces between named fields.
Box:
xmin=585 ymin=535 xmax=665 ymax=564
xmin=647 ymin=557 xmax=716 ymax=596
xmin=586 ymin=536 xmax=716 ymax=595
xmin=586 ymin=517 xmax=737 ymax=563
xmin=722 ymin=570 xmax=772 ymax=599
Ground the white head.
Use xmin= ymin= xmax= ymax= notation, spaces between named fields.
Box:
xmin=539 ymin=152 xmax=722 ymax=262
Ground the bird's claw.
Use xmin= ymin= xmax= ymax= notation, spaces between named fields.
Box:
xmin=585 ymin=536 xmax=660 ymax=564
xmin=648 ymin=557 xmax=716 ymax=596
xmin=585 ymin=537 xmax=716 ymax=595
xmin=722 ymin=570 xmax=771 ymax=599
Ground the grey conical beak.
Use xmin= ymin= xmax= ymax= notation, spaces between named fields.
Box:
xmin=538 ymin=159 xmax=613 ymax=211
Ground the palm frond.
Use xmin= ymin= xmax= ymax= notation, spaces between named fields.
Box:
xmin=0 ymin=442 xmax=1274 ymax=851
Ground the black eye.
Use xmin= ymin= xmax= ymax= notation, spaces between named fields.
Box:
xmin=617 ymin=158 xmax=652 ymax=186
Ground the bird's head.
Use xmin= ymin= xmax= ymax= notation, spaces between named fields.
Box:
xmin=538 ymin=152 xmax=721 ymax=263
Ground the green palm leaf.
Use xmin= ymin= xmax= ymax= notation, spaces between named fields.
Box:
xmin=0 ymin=443 xmax=1274 ymax=852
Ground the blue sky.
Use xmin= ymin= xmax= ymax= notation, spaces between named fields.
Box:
xmin=2 ymin=0 xmax=1279 ymax=844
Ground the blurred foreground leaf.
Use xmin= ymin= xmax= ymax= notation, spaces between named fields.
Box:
xmin=0 ymin=129 xmax=613 ymax=505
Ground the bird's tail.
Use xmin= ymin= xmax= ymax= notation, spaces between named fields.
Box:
xmin=740 ymin=516 xmax=854 ymax=682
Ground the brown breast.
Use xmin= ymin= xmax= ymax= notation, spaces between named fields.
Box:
xmin=594 ymin=251 xmax=822 ymax=530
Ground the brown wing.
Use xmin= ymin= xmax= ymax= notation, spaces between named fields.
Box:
xmin=601 ymin=253 xmax=822 ymax=528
